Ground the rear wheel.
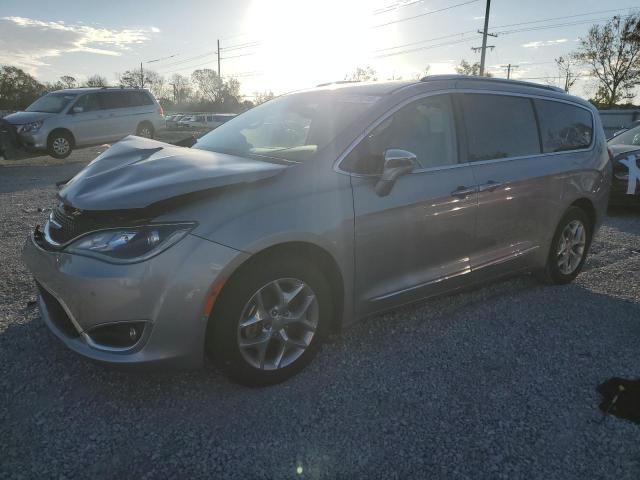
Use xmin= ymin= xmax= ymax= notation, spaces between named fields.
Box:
xmin=136 ymin=122 xmax=154 ymax=139
xmin=536 ymin=207 xmax=592 ymax=284
xmin=207 ymin=255 xmax=331 ymax=386
xmin=47 ymin=131 xmax=73 ymax=159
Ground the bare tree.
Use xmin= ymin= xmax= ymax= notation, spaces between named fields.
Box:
xmin=84 ymin=74 xmax=108 ymax=87
xmin=253 ymin=90 xmax=275 ymax=105
xmin=59 ymin=75 xmax=77 ymax=88
xmin=572 ymin=14 xmax=640 ymax=106
xmin=345 ymin=66 xmax=377 ymax=82
xmin=555 ymin=56 xmax=578 ymax=93
xmin=169 ymin=73 xmax=191 ymax=104
xmin=415 ymin=65 xmax=431 ymax=80
xmin=455 ymin=60 xmax=492 ymax=77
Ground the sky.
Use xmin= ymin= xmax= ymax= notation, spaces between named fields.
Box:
xmin=0 ymin=0 xmax=638 ymax=99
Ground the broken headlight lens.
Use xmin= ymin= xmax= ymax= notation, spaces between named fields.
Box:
xmin=65 ymin=223 xmax=195 ymax=263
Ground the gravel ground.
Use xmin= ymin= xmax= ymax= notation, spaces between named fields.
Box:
xmin=1 ymin=151 xmax=640 ymax=479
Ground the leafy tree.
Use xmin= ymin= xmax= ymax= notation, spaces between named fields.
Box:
xmin=59 ymin=75 xmax=77 ymax=89
xmin=85 ymin=74 xmax=108 ymax=87
xmin=345 ymin=66 xmax=377 ymax=82
xmin=572 ymin=14 xmax=640 ymax=106
xmin=0 ymin=66 xmax=46 ymax=110
xmin=191 ymin=68 xmax=224 ymax=103
xmin=455 ymin=60 xmax=492 ymax=77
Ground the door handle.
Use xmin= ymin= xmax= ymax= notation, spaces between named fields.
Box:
xmin=478 ymin=180 xmax=503 ymax=192
xmin=450 ymin=185 xmax=477 ymax=198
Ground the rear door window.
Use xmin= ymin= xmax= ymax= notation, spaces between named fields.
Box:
xmin=534 ymin=99 xmax=593 ymax=152
xmin=98 ymin=92 xmax=129 ymax=109
xmin=459 ymin=93 xmax=540 ymax=161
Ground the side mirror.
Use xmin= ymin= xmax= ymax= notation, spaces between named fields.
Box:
xmin=72 ymin=106 xmax=84 ymax=114
xmin=375 ymin=149 xmax=417 ymax=197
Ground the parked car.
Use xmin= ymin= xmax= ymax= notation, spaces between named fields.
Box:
xmin=22 ymin=76 xmax=610 ymax=385
xmin=165 ymin=113 xmax=186 ymax=128
xmin=3 ymin=87 xmax=164 ymax=158
xmin=178 ymin=113 xmax=237 ymax=129
xmin=607 ymin=124 xmax=640 ymax=206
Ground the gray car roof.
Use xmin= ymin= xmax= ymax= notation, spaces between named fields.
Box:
xmin=51 ymin=87 xmax=151 ymax=94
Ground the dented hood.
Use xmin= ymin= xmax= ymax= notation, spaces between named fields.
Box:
xmin=59 ymin=136 xmax=287 ymax=210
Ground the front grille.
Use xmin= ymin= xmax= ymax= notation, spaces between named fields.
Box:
xmin=45 ymin=204 xmax=152 ymax=246
xmin=36 ymin=283 xmax=80 ymax=338
xmin=48 ymin=204 xmax=100 ymax=245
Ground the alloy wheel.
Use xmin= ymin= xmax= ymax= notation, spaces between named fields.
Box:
xmin=556 ymin=219 xmax=586 ymax=275
xmin=52 ymin=137 xmax=70 ymax=156
xmin=237 ymin=278 xmax=319 ymax=370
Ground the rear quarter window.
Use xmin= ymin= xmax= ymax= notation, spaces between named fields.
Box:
xmin=534 ymin=99 xmax=593 ymax=152
xmin=460 ymin=93 xmax=540 ymax=161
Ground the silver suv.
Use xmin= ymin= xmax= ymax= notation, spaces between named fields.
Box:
xmin=22 ymin=76 xmax=611 ymax=385
xmin=4 ymin=87 xmax=164 ymax=158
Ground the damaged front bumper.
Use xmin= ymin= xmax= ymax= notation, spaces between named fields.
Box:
xmin=22 ymin=228 xmax=247 ymax=367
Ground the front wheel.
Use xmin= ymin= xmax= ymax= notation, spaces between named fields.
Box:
xmin=536 ymin=207 xmax=592 ymax=284
xmin=207 ymin=256 xmax=332 ymax=386
xmin=47 ymin=131 xmax=73 ymax=159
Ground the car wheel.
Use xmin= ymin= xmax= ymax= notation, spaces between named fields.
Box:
xmin=536 ymin=206 xmax=592 ymax=285
xmin=47 ymin=131 xmax=72 ymax=159
xmin=136 ymin=122 xmax=154 ymax=139
xmin=207 ymin=255 xmax=332 ymax=386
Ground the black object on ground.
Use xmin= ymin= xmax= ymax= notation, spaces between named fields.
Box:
xmin=597 ymin=377 xmax=640 ymax=424
xmin=0 ymin=118 xmax=30 ymax=160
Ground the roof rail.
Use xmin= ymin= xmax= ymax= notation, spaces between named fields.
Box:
xmin=315 ymin=80 xmax=361 ymax=87
xmin=420 ymin=74 xmax=566 ymax=93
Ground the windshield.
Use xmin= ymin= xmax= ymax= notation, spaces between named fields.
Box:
xmin=193 ymin=92 xmax=380 ymax=163
xmin=609 ymin=124 xmax=640 ymax=146
xmin=25 ymin=92 xmax=77 ymax=113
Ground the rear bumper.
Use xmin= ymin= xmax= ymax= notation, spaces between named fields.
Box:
xmin=22 ymin=231 xmax=248 ymax=367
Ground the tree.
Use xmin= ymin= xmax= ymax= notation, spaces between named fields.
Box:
xmin=414 ymin=65 xmax=431 ymax=80
xmin=191 ymin=68 xmax=224 ymax=103
xmin=59 ymin=76 xmax=77 ymax=89
xmin=455 ymin=60 xmax=492 ymax=77
xmin=253 ymin=90 xmax=275 ymax=105
xmin=555 ymin=56 xmax=578 ymax=93
xmin=572 ymin=14 xmax=640 ymax=106
xmin=85 ymin=74 xmax=108 ymax=87
xmin=0 ymin=66 xmax=46 ymax=110
xmin=169 ymin=74 xmax=191 ymax=104
xmin=345 ymin=66 xmax=377 ymax=82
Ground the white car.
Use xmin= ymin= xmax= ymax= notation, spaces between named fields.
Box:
xmin=3 ymin=87 xmax=165 ymax=158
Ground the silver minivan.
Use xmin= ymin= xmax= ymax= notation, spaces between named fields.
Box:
xmin=4 ymin=87 xmax=164 ymax=158
xmin=22 ymin=76 xmax=611 ymax=385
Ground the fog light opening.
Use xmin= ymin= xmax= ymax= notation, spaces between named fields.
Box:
xmin=86 ymin=321 xmax=146 ymax=349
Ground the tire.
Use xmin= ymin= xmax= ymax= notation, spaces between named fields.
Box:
xmin=47 ymin=131 xmax=73 ymax=159
xmin=136 ymin=122 xmax=154 ymax=139
xmin=206 ymin=255 xmax=332 ymax=386
xmin=536 ymin=206 xmax=592 ymax=285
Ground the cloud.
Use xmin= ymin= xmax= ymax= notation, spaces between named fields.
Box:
xmin=0 ymin=16 xmax=159 ymax=73
xmin=522 ymin=38 xmax=568 ymax=49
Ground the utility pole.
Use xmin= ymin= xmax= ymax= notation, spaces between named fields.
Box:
xmin=501 ymin=63 xmax=519 ymax=79
xmin=217 ymin=39 xmax=221 ymax=77
xmin=479 ymin=0 xmax=493 ymax=76
xmin=140 ymin=62 xmax=144 ymax=88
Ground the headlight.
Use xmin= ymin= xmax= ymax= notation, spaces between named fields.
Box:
xmin=65 ymin=223 xmax=195 ymax=263
xmin=18 ymin=120 xmax=44 ymax=133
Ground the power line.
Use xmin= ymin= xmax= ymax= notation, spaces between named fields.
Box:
xmin=495 ymin=13 xmax=638 ymax=36
xmin=373 ymin=0 xmax=426 ymax=15
xmin=374 ymin=36 xmax=475 ymax=58
xmin=376 ymin=30 xmax=476 ymax=52
xmin=490 ymin=6 xmax=639 ymax=30
xmin=374 ymin=0 xmax=480 ymax=28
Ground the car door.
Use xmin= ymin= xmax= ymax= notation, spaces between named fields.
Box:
xmin=67 ymin=93 xmax=106 ymax=145
xmin=455 ymin=92 xmax=558 ymax=275
xmin=347 ymin=94 xmax=479 ymax=315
